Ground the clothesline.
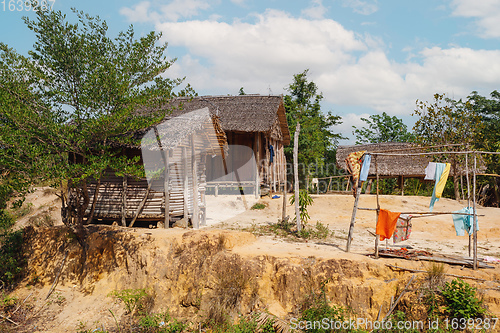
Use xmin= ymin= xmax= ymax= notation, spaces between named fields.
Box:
xmin=357 ymin=207 xmax=484 ymax=216
xmin=369 ymin=150 xmax=500 ymax=157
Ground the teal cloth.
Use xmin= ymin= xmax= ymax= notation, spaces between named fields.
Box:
xmin=429 ymin=163 xmax=446 ymax=212
xmin=359 ymin=154 xmax=371 ymax=181
xmin=452 ymin=207 xmax=478 ymax=236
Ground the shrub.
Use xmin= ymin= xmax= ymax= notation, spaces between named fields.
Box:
xmin=250 ymin=203 xmax=266 ymax=210
xmin=138 ymin=311 xmax=186 ymax=332
xmin=110 ymin=289 xmax=149 ymax=314
xmin=0 ymin=224 xmax=25 ymax=286
xmin=441 ymin=278 xmax=486 ymax=319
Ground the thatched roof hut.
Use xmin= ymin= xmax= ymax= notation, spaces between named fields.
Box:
xmin=163 ymin=95 xmax=290 ymax=192
xmin=337 ymin=143 xmax=430 ymax=177
xmin=336 ymin=142 xmax=484 ymax=177
xmin=166 ymin=95 xmax=290 ymax=145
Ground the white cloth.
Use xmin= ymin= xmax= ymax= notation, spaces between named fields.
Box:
xmin=424 ymin=162 xmax=437 ymax=180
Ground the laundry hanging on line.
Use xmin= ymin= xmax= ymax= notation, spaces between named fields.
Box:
xmin=429 ymin=162 xmax=451 ymax=211
xmin=452 ymin=207 xmax=479 ymax=236
xmin=359 ymin=154 xmax=371 ymax=182
xmin=393 ymin=214 xmax=412 ymax=244
xmin=345 ymin=151 xmax=366 ymax=197
xmin=424 ymin=162 xmax=437 ymax=180
xmin=376 ymin=209 xmax=401 ymax=241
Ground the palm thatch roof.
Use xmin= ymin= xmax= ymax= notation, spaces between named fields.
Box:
xmin=142 ymin=107 xmax=226 ymax=154
xmin=336 ymin=142 xmax=484 ymax=177
xmin=164 ymin=95 xmax=290 ymax=145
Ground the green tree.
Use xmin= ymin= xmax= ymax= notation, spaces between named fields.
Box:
xmin=466 ymin=90 xmax=500 ymax=205
xmin=284 ymin=70 xmax=344 ymax=182
xmin=352 ymin=112 xmax=414 ymax=144
xmin=0 ymin=9 xmax=194 ymax=240
xmin=412 ymin=93 xmax=483 ymax=200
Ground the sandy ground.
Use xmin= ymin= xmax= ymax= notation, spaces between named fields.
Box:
xmin=202 ymin=193 xmax=500 ymax=261
xmin=12 ymin=188 xmax=500 ymax=261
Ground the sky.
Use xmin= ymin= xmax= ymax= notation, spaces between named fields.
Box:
xmin=1 ymin=0 xmax=500 ymax=143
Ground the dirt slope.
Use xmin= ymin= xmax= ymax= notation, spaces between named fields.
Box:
xmin=4 ymin=189 xmax=500 ymax=332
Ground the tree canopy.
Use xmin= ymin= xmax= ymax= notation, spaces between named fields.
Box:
xmin=352 ymin=112 xmax=414 ymax=144
xmin=0 ymin=9 xmax=194 ymax=233
xmin=284 ymin=70 xmax=344 ymax=179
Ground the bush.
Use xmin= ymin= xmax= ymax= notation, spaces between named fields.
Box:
xmin=0 ymin=210 xmax=24 ymax=287
xmin=110 ymin=289 xmax=149 ymax=314
xmin=250 ymin=203 xmax=266 ymax=210
xmin=138 ymin=312 xmax=186 ymax=332
xmin=441 ymin=278 xmax=486 ymax=319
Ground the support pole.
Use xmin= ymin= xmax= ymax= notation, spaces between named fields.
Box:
xmin=192 ymin=135 xmax=199 ymax=229
xmin=121 ymin=176 xmax=127 ymax=227
xmin=375 ymin=155 xmax=380 ymax=258
xmin=282 ymin=157 xmax=287 ymax=222
xmin=182 ymin=147 xmax=189 ymax=219
xmin=293 ymin=123 xmax=301 ymax=232
xmin=473 ymin=153 xmax=478 ymax=270
xmin=254 ymin=133 xmax=260 ymax=199
xmin=154 ymin=126 xmax=170 ymax=229
xmin=346 ymin=154 xmax=365 ymax=252
xmin=466 ymin=152 xmax=471 ymax=257
xmin=87 ymin=178 xmax=101 ymax=225
xmin=129 ymin=181 xmax=152 ymax=228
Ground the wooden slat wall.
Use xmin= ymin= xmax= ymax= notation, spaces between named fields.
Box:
xmin=84 ymin=135 xmax=207 ymax=222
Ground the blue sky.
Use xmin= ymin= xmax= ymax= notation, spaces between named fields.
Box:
xmin=1 ymin=0 xmax=500 ymax=143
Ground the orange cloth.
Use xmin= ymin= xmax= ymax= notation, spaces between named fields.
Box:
xmin=376 ymin=209 xmax=401 ymax=241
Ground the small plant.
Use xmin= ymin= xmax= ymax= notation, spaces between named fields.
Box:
xmin=250 ymin=203 xmax=266 ymax=210
xmin=138 ymin=311 xmax=186 ymax=332
xmin=110 ymin=288 xmax=149 ymax=314
xmin=441 ymin=278 xmax=486 ymax=319
xmin=290 ymin=189 xmax=314 ymax=223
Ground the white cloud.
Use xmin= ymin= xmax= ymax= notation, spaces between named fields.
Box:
xmin=450 ymin=0 xmax=500 ymax=38
xmin=120 ymin=1 xmax=152 ymax=23
xmin=302 ymin=0 xmax=328 ymax=19
xmin=120 ymin=0 xmax=215 ymax=23
xmin=341 ymin=0 xmax=378 ymax=15
xmin=149 ymin=7 xmax=500 ymax=123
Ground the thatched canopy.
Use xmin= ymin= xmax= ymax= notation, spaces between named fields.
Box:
xmin=142 ymin=107 xmax=227 ymax=154
xmin=336 ymin=142 xmax=484 ymax=177
xmin=164 ymin=95 xmax=290 ymax=145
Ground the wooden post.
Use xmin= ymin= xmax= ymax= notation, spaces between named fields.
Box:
xmin=129 ymin=181 xmax=152 ymax=228
xmin=473 ymin=153 xmax=478 ymax=270
xmin=121 ymin=176 xmax=127 ymax=227
xmin=87 ymin=178 xmax=101 ymax=225
xmin=346 ymin=154 xmax=365 ymax=252
xmin=254 ymin=133 xmax=260 ymax=199
xmin=191 ymin=135 xmax=200 ymax=229
xmin=182 ymin=147 xmax=189 ymax=219
xmin=466 ymin=152 xmax=471 ymax=257
xmin=400 ymin=176 xmax=404 ymax=196
xmin=282 ymin=156 xmax=287 ymax=222
xmin=164 ymin=152 xmax=170 ymax=229
xmin=293 ymin=123 xmax=301 ymax=232
xmin=375 ymin=155 xmax=380 ymax=258
xmin=154 ymin=126 xmax=170 ymax=229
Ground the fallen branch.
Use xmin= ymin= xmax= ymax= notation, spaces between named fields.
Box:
xmin=0 ymin=313 xmax=19 ymax=326
xmin=385 ymin=264 xmax=486 ymax=282
xmin=45 ymin=250 xmax=69 ymax=301
xmin=382 ymin=275 xmax=416 ymax=321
